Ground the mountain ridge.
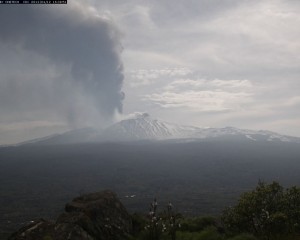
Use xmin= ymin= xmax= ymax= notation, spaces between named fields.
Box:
xmin=9 ymin=112 xmax=300 ymax=146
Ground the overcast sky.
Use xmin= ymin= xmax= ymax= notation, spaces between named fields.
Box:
xmin=0 ymin=0 xmax=300 ymax=144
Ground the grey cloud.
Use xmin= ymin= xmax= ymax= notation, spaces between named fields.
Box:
xmin=0 ymin=3 xmax=124 ymax=129
xmin=128 ymin=67 xmax=192 ymax=87
xmin=93 ymin=0 xmax=243 ymax=25
xmin=111 ymin=0 xmax=300 ymax=136
xmin=149 ymin=0 xmax=242 ymax=26
xmin=142 ymin=77 xmax=253 ymax=112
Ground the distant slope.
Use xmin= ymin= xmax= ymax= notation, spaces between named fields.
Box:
xmin=191 ymin=126 xmax=300 ymax=143
xmin=12 ymin=112 xmax=300 ymax=145
xmin=15 ymin=128 xmax=102 ymax=146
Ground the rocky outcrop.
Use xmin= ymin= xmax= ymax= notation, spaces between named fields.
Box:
xmin=8 ymin=190 xmax=132 ymax=240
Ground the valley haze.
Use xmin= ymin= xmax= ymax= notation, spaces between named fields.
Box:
xmin=1 ymin=129 xmax=300 ymax=238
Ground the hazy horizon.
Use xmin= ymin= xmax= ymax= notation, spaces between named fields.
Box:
xmin=0 ymin=0 xmax=300 ymax=144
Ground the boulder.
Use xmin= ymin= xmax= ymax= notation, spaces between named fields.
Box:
xmin=9 ymin=190 xmax=132 ymax=240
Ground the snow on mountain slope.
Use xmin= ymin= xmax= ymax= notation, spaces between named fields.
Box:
xmin=12 ymin=112 xmax=300 ymax=145
xmin=99 ymin=112 xmax=199 ymax=141
xmin=98 ymin=113 xmax=300 ymax=143
xmin=191 ymin=126 xmax=300 ymax=143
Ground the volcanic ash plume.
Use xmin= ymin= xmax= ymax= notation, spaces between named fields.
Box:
xmin=0 ymin=2 xmax=124 ymax=128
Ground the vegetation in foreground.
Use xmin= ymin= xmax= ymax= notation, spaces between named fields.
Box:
xmin=130 ymin=181 xmax=300 ymax=240
xmin=6 ymin=181 xmax=300 ymax=240
xmin=2 ymin=141 xmax=300 ymax=239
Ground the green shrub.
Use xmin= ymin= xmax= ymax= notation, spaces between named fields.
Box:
xmin=180 ymin=216 xmax=216 ymax=232
xmin=176 ymin=227 xmax=222 ymax=240
xmin=43 ymin=236 xmax=53 ymax=240
xmin=222 ymin=181 xmax=300 ymax=238
xmin=227 ymin=233 xmax=257 ymax=240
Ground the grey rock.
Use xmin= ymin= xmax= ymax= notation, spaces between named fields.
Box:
xmin=9 ymin=190 xmax=132 ymax=240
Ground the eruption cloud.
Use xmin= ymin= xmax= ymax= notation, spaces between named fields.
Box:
xmin=0 ymin=2 xmax=124 ymax=128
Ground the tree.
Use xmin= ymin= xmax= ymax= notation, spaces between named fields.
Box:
xmin=222 ymin=181 xmax=300 ymax=239
xmin=144 ymin=199 xmax=181 ymax=240
xmin=145 ymin=198 xmax=161 ymax=240
xmin=163 ymin=201 xmax=181 ymax=240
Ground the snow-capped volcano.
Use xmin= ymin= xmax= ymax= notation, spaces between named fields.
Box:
xmin=13 ymin=113 xmax=300 ymax=145
xmin=99 ymin=112 xmax=198 ymax=141
xmin=191 ymin=126 xmax=300 ymax=143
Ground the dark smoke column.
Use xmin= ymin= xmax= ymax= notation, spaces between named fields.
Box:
xmin=0 ymin=2 xmax=125 ymax=126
